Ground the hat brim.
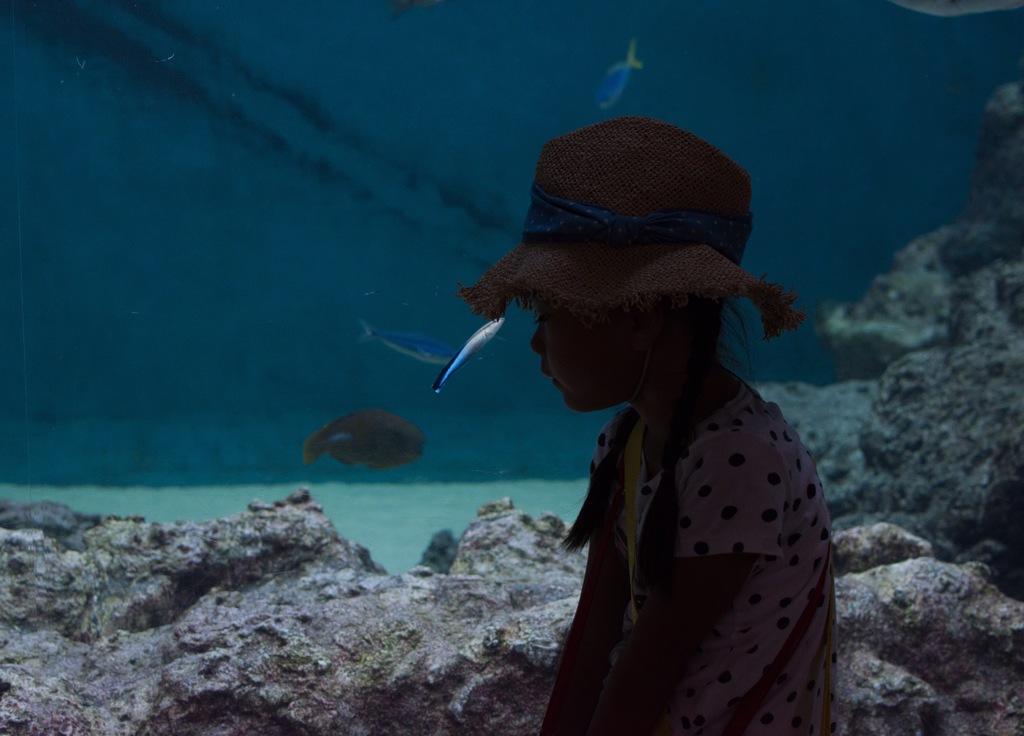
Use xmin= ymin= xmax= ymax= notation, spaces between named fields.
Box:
xmin=457 ymin=240 xmax=805 ymax=340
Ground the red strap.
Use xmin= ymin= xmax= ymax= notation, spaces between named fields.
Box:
xmin=539 ymin=486 xmax=624 ymax=736
xmin=721 ymin=544 xmax=833 ymax=736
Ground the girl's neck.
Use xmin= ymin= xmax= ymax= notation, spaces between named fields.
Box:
xmin=633 ymin=365 xmax=740 ymax=477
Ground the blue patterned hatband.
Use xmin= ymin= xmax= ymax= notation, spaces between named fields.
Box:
xmin=521 ymin=183 xmax=752 ymax=265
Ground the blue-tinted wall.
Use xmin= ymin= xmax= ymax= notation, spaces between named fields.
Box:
xmin=2 ymin=0 xmax=1022 ymax=483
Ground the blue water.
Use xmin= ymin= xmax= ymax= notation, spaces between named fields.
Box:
xmin=1 ymin=1 xmax=1022 ymax=551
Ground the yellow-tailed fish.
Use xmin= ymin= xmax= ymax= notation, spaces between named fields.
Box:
xmin=596 ymin=38 xmax=643 ymax=110
xmin=432 ymin=317 xmax=505 ymax=393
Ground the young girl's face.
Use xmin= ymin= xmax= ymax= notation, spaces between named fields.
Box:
xmin=529 ymin=301 xmax=644 ymax=412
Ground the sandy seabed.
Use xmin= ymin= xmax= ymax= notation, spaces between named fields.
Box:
xmin=0 ymin=479 xmax=588 ymax=574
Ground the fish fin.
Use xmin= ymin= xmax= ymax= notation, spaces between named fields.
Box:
xmin=326 ymin=451 xmax=356 ymax=466
xmin=627 ymin=38 xmax=643 ymax=69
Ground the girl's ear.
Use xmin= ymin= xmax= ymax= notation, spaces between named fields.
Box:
xmin=630 ymin=308 xmax=666 ymax=351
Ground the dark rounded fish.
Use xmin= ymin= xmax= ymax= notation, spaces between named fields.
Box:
xmin=303 ymin=409 xmax=425 ymax=469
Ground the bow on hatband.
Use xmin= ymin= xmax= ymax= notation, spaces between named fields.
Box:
xmin=521 ymin=183 xmax=752 ymax=265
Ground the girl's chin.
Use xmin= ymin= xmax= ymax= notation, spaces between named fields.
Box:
xmin=552 ymin=384 xmax=584 ymax=412
xmin=557 ymin=389 xmax=619 ymax=414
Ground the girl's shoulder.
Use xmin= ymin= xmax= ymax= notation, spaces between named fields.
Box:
xmin=686 ymin=384 xmax=816 ymax=483
xmin=591 ymin=408 xmax=637 ymax=466
xmin=707 ymin=381 xmax=797 ymax=438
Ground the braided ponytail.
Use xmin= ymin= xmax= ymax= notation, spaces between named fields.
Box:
xmin=638 ymin=298 xmax=724 ymax=591
xmin=563 ymin=407 xmax=639 ymax=551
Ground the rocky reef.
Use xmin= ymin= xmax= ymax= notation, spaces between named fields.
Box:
xmin=816 ymin=75 xmax=1024 ymax=380
xmin=2 ymin=492 xmax=1023 ymax=735
xmin=802 ymin=73 xmax=1024 ymax=599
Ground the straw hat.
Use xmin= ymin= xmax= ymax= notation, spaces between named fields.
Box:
xmin=456 ymin=116 xmax=805 ymax=339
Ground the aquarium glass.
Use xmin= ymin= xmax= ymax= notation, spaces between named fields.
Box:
xmin=3 ymin=0 xmax=1023 ymax=571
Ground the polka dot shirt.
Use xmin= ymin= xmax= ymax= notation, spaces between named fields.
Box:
xmin=592 ymin=383 xmax=836 ymax=735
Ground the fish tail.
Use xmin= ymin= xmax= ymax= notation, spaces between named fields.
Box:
xmin=358 ymin=319 xmax=375 ymax=342
xmin=627 ymin=37 xmax=643 ymax=69
xmin=302 ymin=435 xmax=325 ymax=465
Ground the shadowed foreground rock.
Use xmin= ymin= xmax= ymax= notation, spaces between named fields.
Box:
xmin=836 ymin=527 xmax=1024 ymax=734
xmin=2 ymin=492 xmax=1023 ymax=735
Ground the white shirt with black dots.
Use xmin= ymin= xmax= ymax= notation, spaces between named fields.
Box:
xmin=593 ymin=383 xmax=836 ymax=736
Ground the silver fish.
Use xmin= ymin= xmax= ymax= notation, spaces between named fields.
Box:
xmin=884 ymin=0 xmax=1022 ymax=15
xmin=432 ymin=317 xmax=505 ymax=393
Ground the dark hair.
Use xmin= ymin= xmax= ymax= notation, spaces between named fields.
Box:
xmin=563 ymin=298 xmax=746 ymax=591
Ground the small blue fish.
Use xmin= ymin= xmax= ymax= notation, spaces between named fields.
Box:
xmin=360 ymin=320 xmax=455 ymax=365
xmin=596 ymin=38 xmax=643 ymax=110
xmin=432 ymin=317 xmax=505 ymax=393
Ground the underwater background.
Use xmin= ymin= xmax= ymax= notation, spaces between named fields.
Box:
xmin=2 ymin=0 xmax=1023 ymax=571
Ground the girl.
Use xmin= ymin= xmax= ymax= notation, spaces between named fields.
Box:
xmin=457 ymin=116 xmax=835 ymax=736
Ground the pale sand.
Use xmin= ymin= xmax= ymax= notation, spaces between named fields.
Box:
xmin=0 ymin=479 xmax=589 ymax=574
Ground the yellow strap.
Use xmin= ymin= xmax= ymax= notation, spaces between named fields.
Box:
xmin=622 ymin=420 xmax=670 ymax=736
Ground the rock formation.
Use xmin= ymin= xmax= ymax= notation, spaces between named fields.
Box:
xmin=816 ymin=75 xmax=1024 ymax=380
xmin=2 ymin=493 xmax=1023 ymax=735
xmin=804 ymin=73 xmax=1024 ymax=598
